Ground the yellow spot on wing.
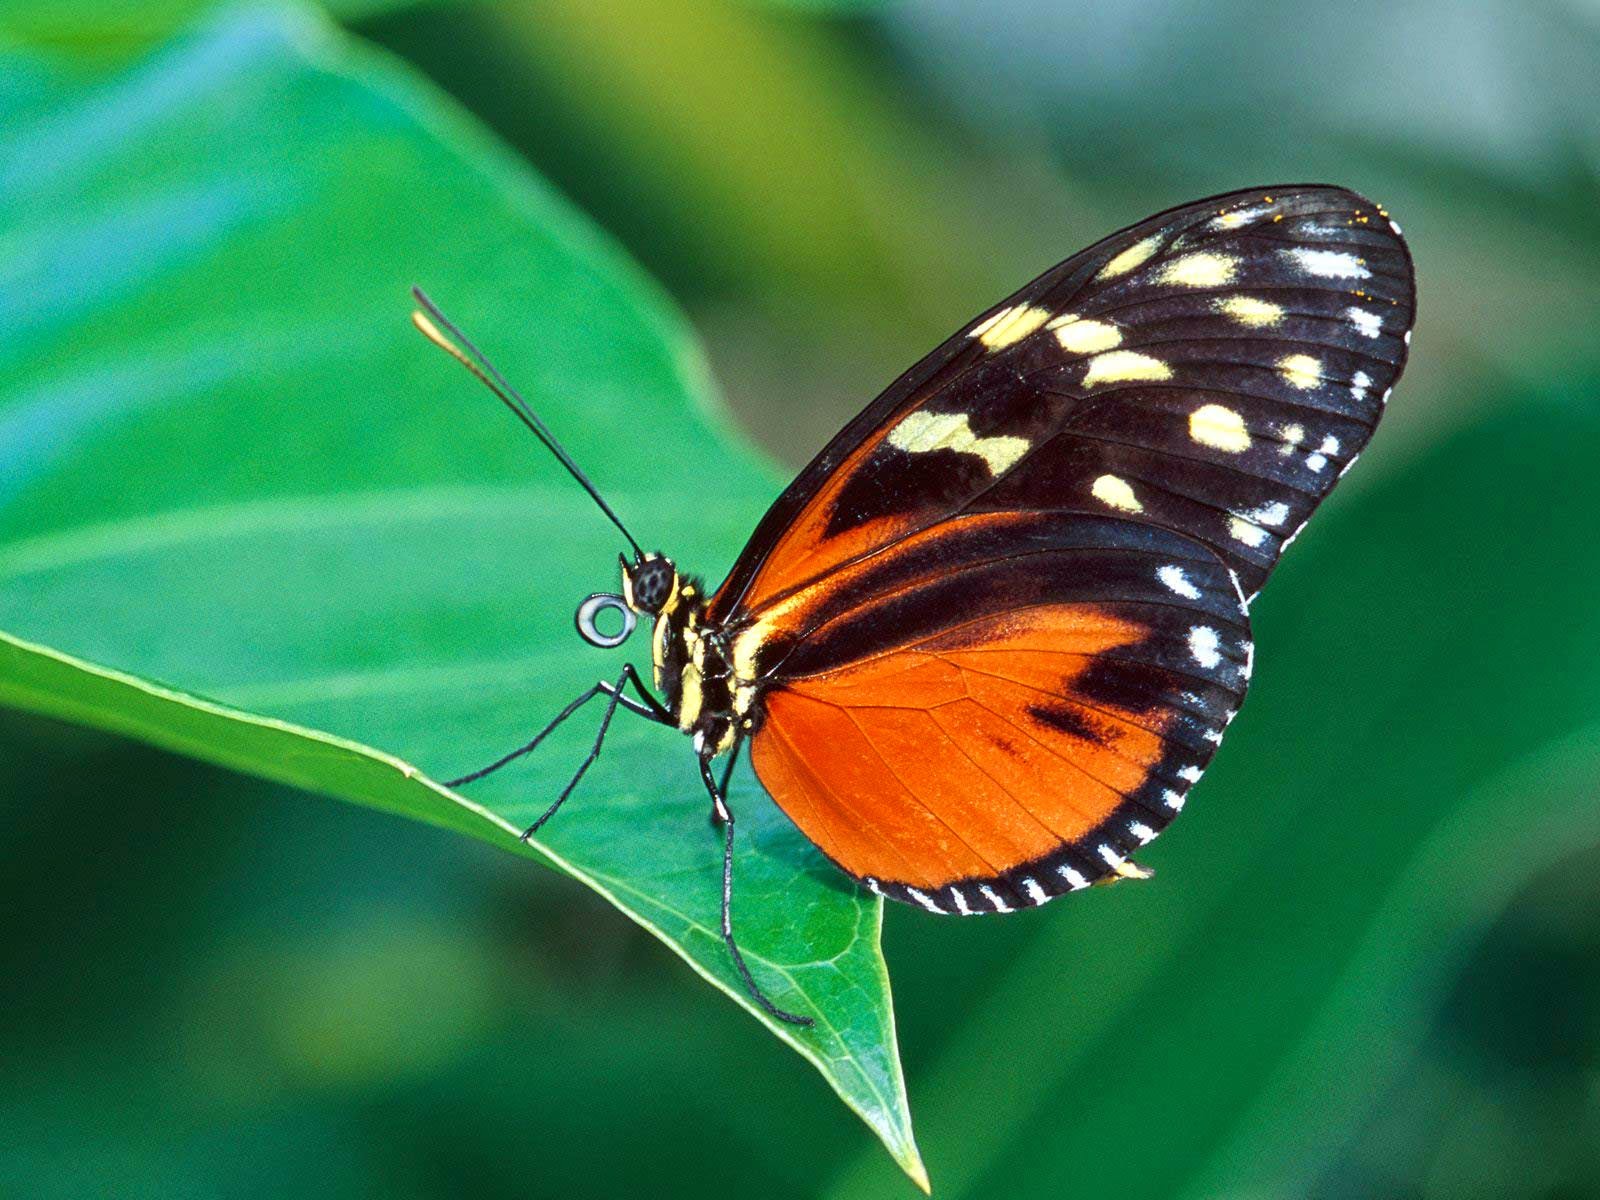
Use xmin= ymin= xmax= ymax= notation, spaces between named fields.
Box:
xmin=1096 ymin=233 xmax=1163 ymax=280
xmin=886 ymin=410 xmax=1030 ymax=474
xmin=1082 ymin=350 xmax=1172 ymax=387
xmin=1157 ymin=252 xmax=1240 ymax=288
xmin=1092 ymin=474 xmax=1143 ymax=513
xmin=1189 ymin=404 xmax=1251 ymax=453
xmin=1216 ymin=295 xmax=1284 ymax=327
xmin=1277 ymin=353 xmax=1323 ymax=389
xmin=1047 ymin=314 xmax=1122 ymax=354
xmin=970 ymin=304 xmax=1051 ymax=349
xmin=1212 ymin=206 xmax=1268 ymax=230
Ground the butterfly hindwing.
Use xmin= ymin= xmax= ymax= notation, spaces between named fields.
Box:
xmin=744 ymin=515 xmax=1250 ymax=910
xmin=708 ymin=185 xmax=1413 ymax=621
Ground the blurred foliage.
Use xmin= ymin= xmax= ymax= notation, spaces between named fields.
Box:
xmin=3 ymin=0 xmax=1600 ymax=1197
xmin=0 ymin=0 xmax=420 ymax=53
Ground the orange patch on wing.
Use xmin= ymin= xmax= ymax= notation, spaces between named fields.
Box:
xmin=751 ymin=604 xmax=1171 ymax=889
xmin=737 ymin=434 xmax=915 ymax=609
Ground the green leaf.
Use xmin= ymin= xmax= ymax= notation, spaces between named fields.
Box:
xmin=0 ymin=4 xmax=923 ymax=1186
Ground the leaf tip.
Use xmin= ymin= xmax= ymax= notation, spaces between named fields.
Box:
xmin=907 ymin=1157 xmax=932 ymax=1195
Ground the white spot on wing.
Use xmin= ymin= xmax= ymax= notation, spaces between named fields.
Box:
xmin=949 ymin=886 xmax=974 ymax=916
xmin=978 ymin=885 xmax=1012 ymax=913
xmin=1177 ymin=764 xmax=1203 ymax=783
xmin=1163 ymin=789 xmax=1187 ymax=811
xmin=1129 ymin=821 xmax=1156 ymax=844
xmin=1245 ymin=500 xmax=1290 ymax=527
xmin=1305 ymin=433 xmax=1340 ymax=473
xmin=1350 ymin=370 xmax=1372 ymax=402
xmin=1278 ymin=423 xmax=1305 ymax=454
xmin=1020 ymin=876 xmax=1048 ymax=905
xmin=1283 ymin=247 xmax=1371 ymax=279
xmin=1189 ymin=625 xmax=1222 ymax=668
xmin=1345 ymin=307 xmax=1383 ymax=338
xmin=905 ymin=886 xmax=942 ymax=913
xmin=1058 ymin=865 xmax=1090 ymax=890
xmin=1158 ymin=564 xmax=1202 ymax=600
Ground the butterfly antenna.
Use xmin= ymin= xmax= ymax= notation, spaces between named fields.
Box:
xmin=410 ymin=287 xmax=644 ymax=558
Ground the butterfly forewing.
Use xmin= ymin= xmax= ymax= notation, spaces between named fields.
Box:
xmin=713 ymin=185 xmax=1415 ymax=911
xmin=709 ymin=185 xmax=1412 ymax=620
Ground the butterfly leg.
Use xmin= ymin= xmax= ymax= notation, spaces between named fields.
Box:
xmin=698 ymin=755 xmax=813 ymax=1028
xmin=709 ymin=738 xmax=742 ymax=828
xmin=513 ymin=663 xmax=673 ymax=841
xmin=443 ymin=662 xmax=667 ymax=795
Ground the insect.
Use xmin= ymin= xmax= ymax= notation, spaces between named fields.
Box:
xmin=414 ymin=185 xmax=1415 ymax=1027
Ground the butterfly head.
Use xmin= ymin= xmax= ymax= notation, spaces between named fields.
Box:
xmin=620 ymin=551 xmax=680 ymax=616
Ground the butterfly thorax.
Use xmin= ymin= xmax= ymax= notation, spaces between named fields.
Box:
xmin=622 ymin=552 xmax=752 ymax=758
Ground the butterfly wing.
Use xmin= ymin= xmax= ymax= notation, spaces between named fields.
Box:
xmin=743 ymin=512 xmax=1250 ymax=910
xmin=707 ymin=185 xmax=1413 ymax=623
xmin=715 ymin=184 xmax=1414 ymax=911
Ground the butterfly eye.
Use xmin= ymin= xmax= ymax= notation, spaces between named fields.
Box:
xmin=627 ymin=556 xmax=677 ymax=613
xmin=575 ymin=592 xmax=637 ymax=648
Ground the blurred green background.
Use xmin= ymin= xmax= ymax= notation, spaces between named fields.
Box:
xmin=4 ymin=1 xmax=1600 ymax=1197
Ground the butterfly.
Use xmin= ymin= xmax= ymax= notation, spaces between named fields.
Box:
xmin=413 ymin=184 xmax=1416 ymax=1027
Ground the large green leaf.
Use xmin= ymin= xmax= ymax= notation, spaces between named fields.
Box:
xmin=0 ymin=4 xmax=923 ymax=1185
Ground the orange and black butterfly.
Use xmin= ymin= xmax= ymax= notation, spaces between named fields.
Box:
xmin=413 ymin=185 xmax=1416 ymax=1026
